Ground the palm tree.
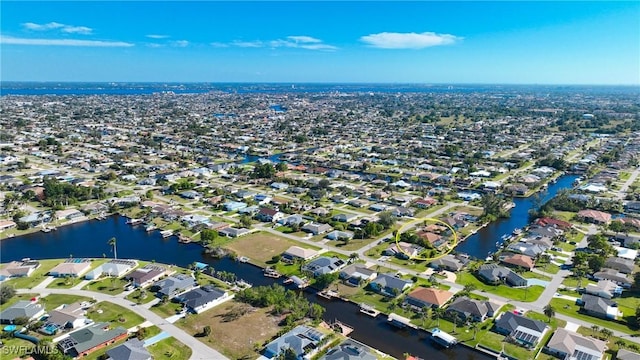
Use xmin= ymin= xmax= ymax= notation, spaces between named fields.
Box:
xmin=615 ymin=339 xmax=626 ymax=349
xmin=591 ymin=325 xmax=600 ymax=337
xmin=470 ymin=322 xmax=479 ymax=340
xmin=433 ymin=307 xmax=444 ymax=327
xmin=543 ymin=305 xmax=555 ymax=323
xmin=600 ymin=328 xmax=613 ymax=340
xmin=108 ymin=237 xmax=117 ymax=259
xmin=349 ymin=253 xmax=359 ymax=264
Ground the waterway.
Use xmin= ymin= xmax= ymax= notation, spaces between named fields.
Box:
xmin=454 ymin=174 xmax=579 ymax=258
xmin=0 ymin=216 xmax=489 ymax=360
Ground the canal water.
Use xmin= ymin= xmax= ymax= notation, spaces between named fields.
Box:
xmin=454 ymin=174 xmax=579 ymax=258
xmin=1 ymin=215 xmax=489 ymax=360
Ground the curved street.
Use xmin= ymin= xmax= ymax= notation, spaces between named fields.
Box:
xmin=17 ymin=287 xmax=228 ymax=360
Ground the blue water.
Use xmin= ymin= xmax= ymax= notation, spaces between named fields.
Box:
xmin=0 ymin=215 xmax=489 ymax=360
xmin=454 ymin=174 xmax=579 ymax=258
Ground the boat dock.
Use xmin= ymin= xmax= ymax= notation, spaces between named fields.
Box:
xmin=263 ymin=268 xmax=282 ymax=278
xmin=328 ymin=320 xmax=354 ymax=336
xmin=160 ymin=230 xmax=173 ymax=238
xmin=387 ymin=313 xmax=415 ymax=329
xmin=126 ymin=218 xmax=144 ymax=225
xmin=359 ymin=303 xmax=380 ymax=317
xmin=430 ymin=328 xmax=458 ymax=348
xmin=317 ymin=289 xmax=339 ymax=300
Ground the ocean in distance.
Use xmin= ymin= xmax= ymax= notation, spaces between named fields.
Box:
xmin=1 ymin=82 xmax=638 ymax=96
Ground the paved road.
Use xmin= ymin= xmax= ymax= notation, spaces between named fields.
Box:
xmin=618 ymin=166 xmax=640 ymax=199
xmin=18 ymin=288 xmax=228 ymax=360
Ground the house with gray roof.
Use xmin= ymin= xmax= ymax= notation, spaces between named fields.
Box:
xmin=579 ymin=294 xmax=620 ymax=320
xmin=429 ymin=254 xmax=467 ymax=272
xmin=263 ymin=325 xmax=327 ymax=359
xmin=58 ymin=322 xmax=128 ymax=358
xmin=339 ymin=264 xmax=377 ymax=285
xmin=594 ymin=268 xmax=632 ymax=288
xmin=446 ymin=296 xmax=501 ymax=322
xmin=84 ymin=259 xmax=138 ymax=280
xmin=505 ymin=242 xmax=546 ymax=257
xmin=604 ymin=257 xmax=635 ymax=274
xmin=494 ymin=311 xmax=549 ymax=348
xmin=302 ymin=257 xmax=346 ymax=277
xmin=41 ymin=302 xmax=90 ymax=335
xmin=617 ymin=349 xmax=640 ymax=360
xmin=368 ymin=273 xmax=413 ymax=297
xmin=319 ymin=339 xmax=377 ymax=360
xmin=106 ymin=338 xmax=152 ymax=360
xmin=175 ymin=285 xmax=231 ymax=314
xmin=0 ymin=300 xmax=45 ymax=324
xmin=125 ymin=264 xmax=168 ymax=288
xmin=302 ymin=222 xmax=332 ymax=235
xmin=544 ymin=328 xmax=606 ymax=360
xmin=477 ymin=264 xmax=527 ymax=287
xmin=151 ymin=273 xmax=196 ymax=297
xmin=585 ymin=280 xmax=623 ymax=299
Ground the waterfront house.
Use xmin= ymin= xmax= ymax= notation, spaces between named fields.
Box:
xmin=544 ymin=328 xmax=606 ymax=360
xmin=0 ymin=259 xmax=40 ymax=281
xmin=0 ymin=220 xmax=17 ymax=231
xmin=151 ymin=274 xmax=196 ymax=298
xmin=500 ymin=254 xmax=535 ymax=271
xmin=0 ymin=300 xmax=45 ymax=324
xmin=579 ymin=294 xmax=620 ymax=320
xmin=477 ymin=264 xmax=528 ymax=287
xmin=368 ymin=273 xmax=413 ymax=297
xmin=106 ymin=338 xmax=152 ymax=360
xmin=319 ymin=339 xmax=377 ymax=360
xmin=505 ymin=242 xmax=546 ymax=258
xmin=125 ymin=264 xmax=168 ymax=288
xmin=84 ymin=259 xmax=138 ymax=280
xmin=218 ymin=227 xmax=250 ymax=237
xmin=494 ymin=312 xmax=549 ymax=348
xmin=282 ymin=246 xmax=319 ymax=262
xmin=577 ymin=209 xmax=612 ymax=225
xmin=339 ymin=264 xmax=377 ymax=285
xmin=175 ymin=285 xmax=232 ymax=314
xmin=49 ymin=259 xmax=92 ymax=278
xmin=446 ymin=296 xmax=500 ymax=322
xmin=263 ymin=325 xmax=326 ymax=359
xmin=403 ymin=287 xmax=453 ymax=309
xmin=302 ymin=257 xmax=346 ymax=277
xmin=57 ymin=322 xmax=128 ymax=358
xmin=535 ymin=217 xmax=573 ymax=230
xmin=585 ymin=280 xmax=622 ymax=299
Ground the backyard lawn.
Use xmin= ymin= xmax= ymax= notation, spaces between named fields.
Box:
xmin=550 ymin=298 xmax=639 ymax=335
xmin=224 ymin=231 xmax=320 ymax=266
xmin=456 ymin=272 xmax=544 ymax=302
xmin=147 ymin=337 xmax=192 ymax=360
xmin=86 ymin=301 xmax=145 ymax=329
xmin=82 ymin=277 xmax=130 ymax=295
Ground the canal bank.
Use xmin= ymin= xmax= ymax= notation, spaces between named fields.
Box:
xmin=0 ymin=216 xmax=491 ymax=360
xmin=454 ymin=174 xmax=579 ymax=258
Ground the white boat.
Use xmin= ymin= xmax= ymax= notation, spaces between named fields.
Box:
xmin=237 ymin=256 xmax=250 ymax=263
xmin=359 ymin=303 xmax=380 ymax=317
xmin=431 ymin=328 xmax=457 ymax=348
xmin=160 ymin=230 xmax=173 ymax=238
xmin=145 ymin=225 xmax=157 ymax=232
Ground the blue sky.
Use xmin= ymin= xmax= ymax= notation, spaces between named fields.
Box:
xmin=1 ymin=1 xmax=639 ymax=84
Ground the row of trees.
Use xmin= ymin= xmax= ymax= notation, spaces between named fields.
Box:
xmin=237 ymin=284 xmax=325 ymax=325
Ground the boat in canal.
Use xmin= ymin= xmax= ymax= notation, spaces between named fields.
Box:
xmin=160 ymin=229 xmax=173 ymax=238
xmin=359 ymin=303 xmax=380 ymax=317
xmin=430 ymin=328 xmax=458 ymax=348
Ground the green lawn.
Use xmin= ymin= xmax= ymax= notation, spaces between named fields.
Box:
xmin=0 ymin=337 xmax=37 ymax=357
xmin=150 ymin=300 xmax=184 ymax=318
xmin=561 ymin=276 xmax=596 ymax=289
xmin=125 ymin=288 xmax=157 ymax=304
xmin=456 ymin=272 xmax=544 ymax=302
xmin=42 ymin=294 xmax=92 ymax=311
xmin=1 ymin=259 xmax=61 ymax=289
xmin=477 ymin=330 xmax=536 ymax=360
xmin=147 ymin=337 xmax=192 ymax=360
xmin=549 ymin=298 xmax=639 ymax=335
xmin=535 ymin=262 xmax=561 ymax=275
xmin=557 ymin=241 xmax=577 ymax=253
xmin=521 ymin=272 xmax=552 ymax=281
xmin=82 ymin=277 xmax=130 ymax=295
xmin=86 ymin=301 xmax=145 ymax=329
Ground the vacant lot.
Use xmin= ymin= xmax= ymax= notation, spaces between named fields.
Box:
xmin=86 ymin=301 xmax=144 ymax=329
xmin=147 ymin=337 xmax=192 ymax=360
xmin=225 ymin=232 xmax=318 ymax=266
xmin=177 ymin=301 xmax=281 ymax=359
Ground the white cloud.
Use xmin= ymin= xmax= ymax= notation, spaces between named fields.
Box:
xmin=360 ymin=31 xmax=460 ymax=49
xmin=286 ymin=35 xmax=322 ymax=43
xmin=170 ymin=40 xmax=189 ymax=47
xmin=61 ymin=26 xmax=92 ymax=35
xmin=0 ymin=36 xmax=134 ymax=47
xmin=233 ymin=40 xmax=264 ymax=48
xmin=146 ymin=34 xmax=169 ymax=39
xmin=22 ymin=22 xmax=93 ymax=35
xmin=210 ymin=42 xmax=229 ymax=48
